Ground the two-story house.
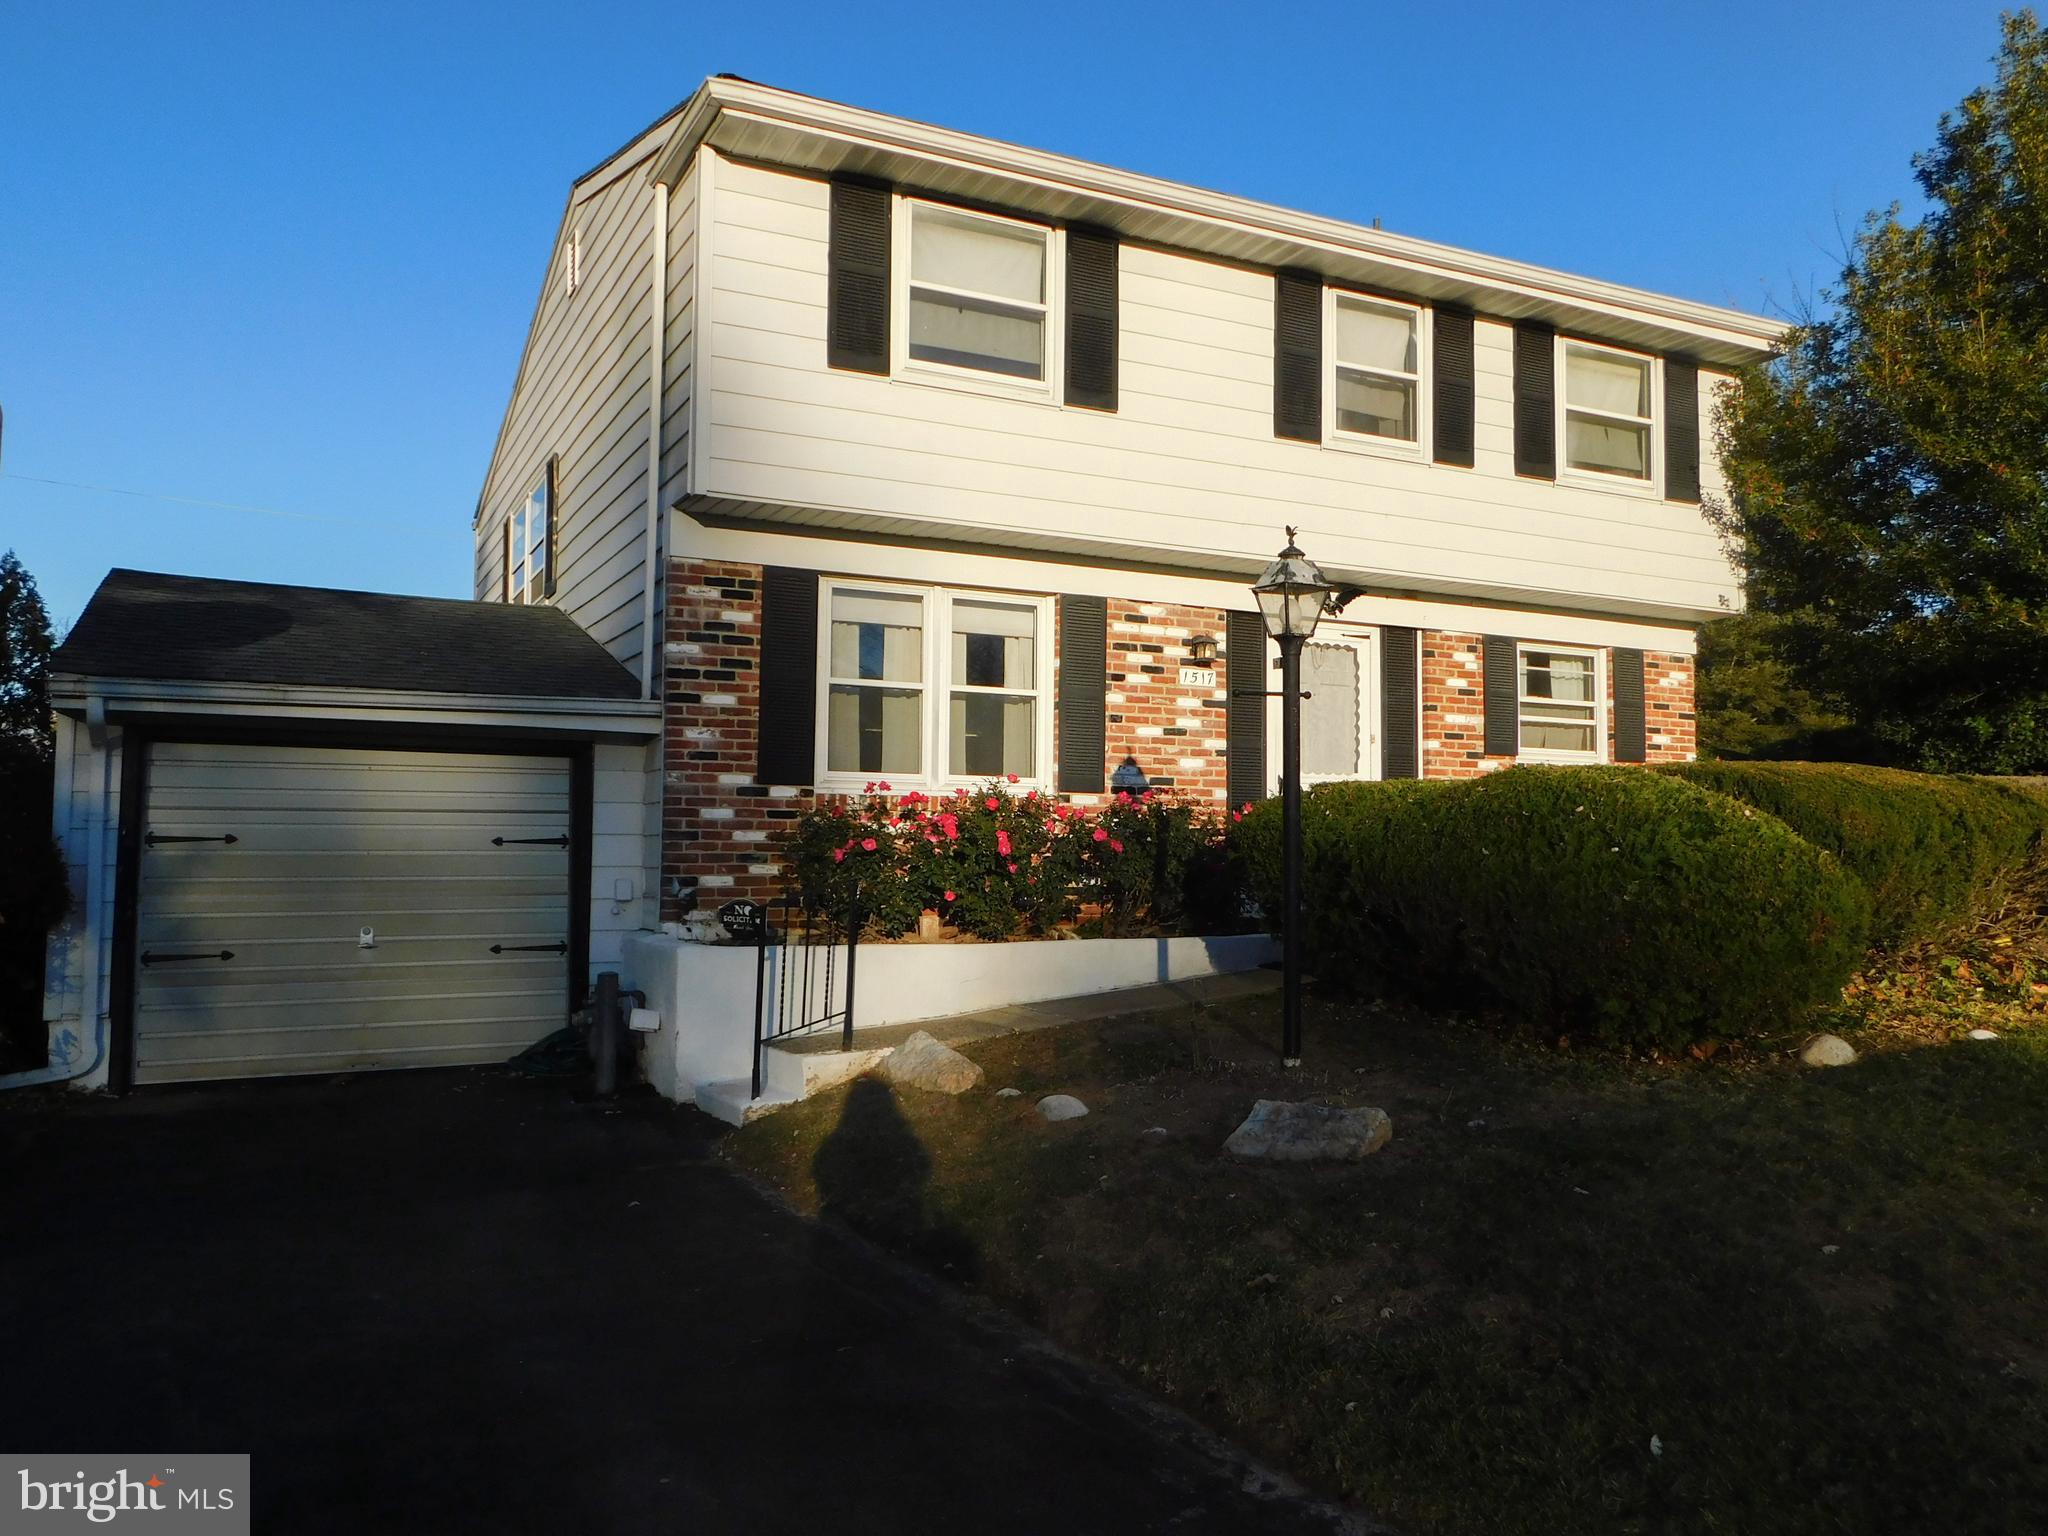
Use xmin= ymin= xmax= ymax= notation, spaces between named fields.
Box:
xmin=32 ymin=78 xmax=1775 ymax=1093
xmin=475 ymin=77 xmax=1771 ymax=920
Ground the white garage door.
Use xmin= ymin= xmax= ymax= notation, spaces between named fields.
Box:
xmin=134 ymin=742 xmax=573 ymax=1083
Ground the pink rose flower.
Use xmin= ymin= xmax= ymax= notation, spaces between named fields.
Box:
xmin=1110 ymin=839 xmax=1124 ymax=853
xmin=861 ymin=837 xmax=877 ymax=851
xmin=832 ymin=848 xmax=846 ymax=862
xmin=877 ymin=781 xmax=891 ymax=791
xmin=1092 ymin=827 xmax=1108 ymax=843
xmin=996 ymin=829 xmax=1012 ymax=856
xmin=943 ymin=889 xmax=956 ymax=902
xmin=1007 ymin=862 xmax=1018 ymax=873
xmin=985 ymin=797 xmax=999 ymax=811
xmin=1007 ymin=773 xmax=1020 ymax=783
xmin=864 ymin=782 xmax=875 ymax=793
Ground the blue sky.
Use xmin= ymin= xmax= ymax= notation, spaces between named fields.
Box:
xmin=0 ymin=0 xmax=2005 ymax=627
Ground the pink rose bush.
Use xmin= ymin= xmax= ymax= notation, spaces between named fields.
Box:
xmin=783 ymin=779 xmax=1250 ymax=941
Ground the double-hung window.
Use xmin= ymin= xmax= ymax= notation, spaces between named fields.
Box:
xmin=506 ymin=472 xmax=550 ymax=604
xmin=1561 ymin=340 xmax=1655 ymax=484
xmin=1517 ymin=645 xmax=1603 ymax=758
xmin=898 ymin=201 xmax=1056 ymax=390
xmin=820 ymin=580 xmax=1050 ymax=787
xmin=1328 ymin=292 xmax=1425 ymax=452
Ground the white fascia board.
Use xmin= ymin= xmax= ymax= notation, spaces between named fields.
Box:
xmin=647 ymin=79 xmax=1782 ymax=365
xmin=668 ymin=512 xmax=1703 ymax=654
xmin=47 ymin=676 xmax=664 ymax=737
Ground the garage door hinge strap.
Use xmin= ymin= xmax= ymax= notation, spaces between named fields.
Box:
xmin=145 ymin=832 xmax=239 ymax=847
xmin=492 ymin=836 xmax=570 ymax=848
xmin=490 ymin=942 xmax=569 ymax=955
xmin=141 ymin=949 xmax=236 ymax=966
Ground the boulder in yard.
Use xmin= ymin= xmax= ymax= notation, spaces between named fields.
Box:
xmin=1800 ymin=1033 xmax=1857 ymax=1068
xmin=1224 ymin=1100 xmax=1391 ymax=1162
xmin=879 ymin=1031 xmax=984 ymax=1095
xmin=1037 ymin=1093 xmax=1089 ymax=1122
xmin=1968 ymin=1028 xmax=2000 ymax=1041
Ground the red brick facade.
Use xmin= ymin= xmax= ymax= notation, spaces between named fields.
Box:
xmin=658 ymin=559 xmax=1696 ymax=915
xmin=1419 ymin=634 xmax=1696 ymax=779
xmin=1095 ymin=602 xmax=1234 ymax=807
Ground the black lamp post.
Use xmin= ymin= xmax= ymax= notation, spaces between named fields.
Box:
xmin=1251 ymin=528 xmax=1336 ymax=1066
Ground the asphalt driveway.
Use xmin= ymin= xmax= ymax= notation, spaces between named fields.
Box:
xmin=1 ymin=1069 xmax=1363 ymax=1534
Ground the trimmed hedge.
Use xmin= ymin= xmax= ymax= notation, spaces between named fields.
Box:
xmin=1659 ymin=762 xmax=2048 ymax=948
xmin=1240 ymin=767 xmax=1870 ymax=1051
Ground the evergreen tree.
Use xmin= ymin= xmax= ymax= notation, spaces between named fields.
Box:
xmin=1717 ymin=10 xmax=2048 ymax=771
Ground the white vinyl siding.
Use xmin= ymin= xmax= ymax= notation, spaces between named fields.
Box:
xmin=475 ymin=119 xmax=682 ymax=678
xmin=694 ymin=156 xmax=1742 ymax=619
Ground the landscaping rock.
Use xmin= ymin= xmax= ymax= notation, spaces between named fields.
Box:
xmin=995 ymin=1087 xmax=1022 ymax=1098
xmin=1800 ymin=1033 xmax=1858 ymax=1068
xmin=1223 ymin=1100 xmax=1392 ymax=1162
xmin=1969 ymin=1028 xmax=2000 ymax=1041
xmin=879 ymin=1031 xmax=983 ymax=1095
xmin=1037 ymin=1094 xmax=1089 ymax=1122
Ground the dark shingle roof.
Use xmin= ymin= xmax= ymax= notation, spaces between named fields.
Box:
xmin=53 ymin=569 xmax=643 ymax=701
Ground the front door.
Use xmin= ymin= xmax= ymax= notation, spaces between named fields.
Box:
xmin=1300 ymin=630 xmax=1380 ymax=784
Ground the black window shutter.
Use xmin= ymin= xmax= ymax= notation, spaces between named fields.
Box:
xmin=1064 ymin=227 xmax=1118 ymax=411
xmin=1432 ymin=308 xmax=1476 ymax=468
xmin=1512 ymin=321 xmax=1556 ymax=479
xmin=1613 ymin=648 xmax=1647 ymax=762
xmin=1379 ymin=625 xmax=1420 ymax=779
xmin=1482 ymin=635 xmax=1520 ymax=757
xmin=826 ymin=177 xmax=890 ymax=374
xmin=542 ymin=454 xmax=559 ymax=600
xmin=1664 ymin=358 xmax=1701 ymax=503
xmin=1226 ymin=611 xmax=1269 ymax=804
xmin=1272 ymin=270 xmax=1322 ymax=442
xmin=1057 ymin=595 xmax=1107 ymax=792
xmin=757 ymin=567 xmax=819 ymax=786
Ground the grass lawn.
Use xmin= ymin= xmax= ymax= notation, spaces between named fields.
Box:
xmin=725 ymin=983 xmax=2048 ymax=1534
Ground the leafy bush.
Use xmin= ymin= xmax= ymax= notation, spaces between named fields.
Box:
xmin=1240 ymin=767 xmax=1871 ymax=1051
xmin=781 ymin=780 xmax=1249 ymax=941
xmin=1660 ymin=762 xmax=2048 ymax=949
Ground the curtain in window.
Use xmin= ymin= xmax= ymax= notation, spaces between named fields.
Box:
xmin=1566 ymin=349 xmax=1649 ymax=415
xmin=1301 ymin=643 xmax=1360 ymax=777
xmin=1335 ymin=301 xmax=1415 ymax=372
xmin=911 ymin=209 xmax=1045 ymax=301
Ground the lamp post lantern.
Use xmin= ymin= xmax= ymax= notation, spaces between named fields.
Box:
xmin=1250 ymin=528 xmax=1336 ymax=1066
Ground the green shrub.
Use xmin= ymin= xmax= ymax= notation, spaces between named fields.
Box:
xmin=781 ymin=781 xmax=1250 ymax=941
xmin=1240 ymin=767 xmax=1871 ymax=1051
xmin=1659 ymin=762 xmax=2048 ymax=949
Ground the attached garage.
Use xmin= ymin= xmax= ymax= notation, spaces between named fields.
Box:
xmin=134 ymin=743 xmax=576 ymax=1083
xmin=34 ymin=570 xmax=662 ymax=1091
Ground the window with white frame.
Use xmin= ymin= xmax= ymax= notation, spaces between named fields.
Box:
xmin=1561 ymin=341 xmax=1655 ymax=482
xmin=901 ymin=201 xmax=1053 ymax=384
xmin=505 ymin=471 xmax=550 ymax=604
xmin=1517 ymin=645 xmax=1602 ymax=756
xmin=820 ymin=580 xmax=1049 ymax=785
xmin=1330 ymin=293 xmax=1422 ymax=446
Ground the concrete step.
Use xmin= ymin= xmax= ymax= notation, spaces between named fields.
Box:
xmin=760 ymin=1041 xmax=891 ymax=1100
xmin=692 ymin=1076 xmax=800 ymax=1127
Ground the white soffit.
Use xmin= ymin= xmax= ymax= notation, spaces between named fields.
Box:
xmin=647 ymin=80 xmax=1783 ymax=368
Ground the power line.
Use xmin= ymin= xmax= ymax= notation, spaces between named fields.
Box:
xmin=0 ymin=471 xmax=455 ymax=536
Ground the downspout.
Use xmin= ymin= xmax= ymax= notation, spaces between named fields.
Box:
xmin=640 ymin=178 xmax=668 ymax=700
xmin=2 ymin=700 xmax=109 ymax=1089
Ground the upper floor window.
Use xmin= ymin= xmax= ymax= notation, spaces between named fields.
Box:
xmin=1561 ymin=340 xmax=1655 ymax=483
xmin=1328 ymin=293 xmax=1424 ymax=449
xmin=819 ymin=578 xmax=1051 ymax=787
xmin=897 ymin=200 xmax=1057 ymax=393
xmin=1517 ymin=644 xmax=1602 ymax=758
xmin=506 ymin=470 xmax=550 ymax=604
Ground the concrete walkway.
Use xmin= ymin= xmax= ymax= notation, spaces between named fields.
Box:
xmin=775 ymin=965 xmax=1281 ymax=1056
xmin=1 ymin=1064 xmax=1365 ymax=1535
